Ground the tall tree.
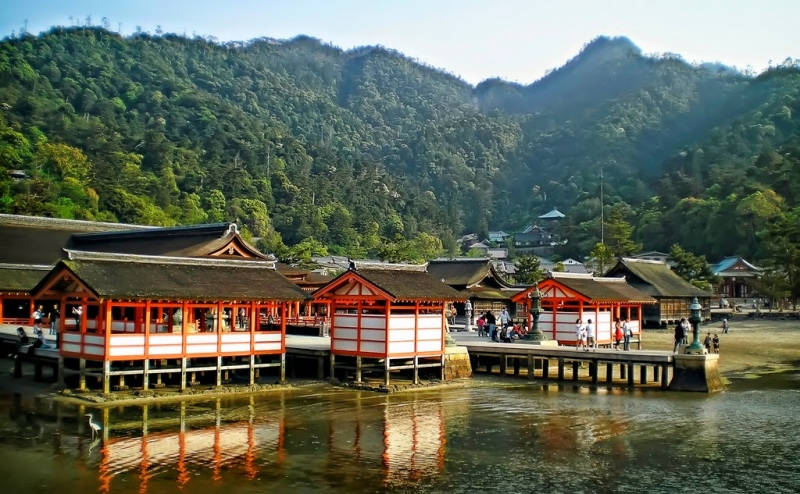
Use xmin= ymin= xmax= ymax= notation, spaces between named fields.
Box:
xmin=604 ymin=206 xmax=642 ymax=257
xmin=515 ymin=254 xmax=544 ymax=285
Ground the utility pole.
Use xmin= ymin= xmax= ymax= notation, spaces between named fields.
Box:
xmin=600 ymin=165 xmax=604 ymax=245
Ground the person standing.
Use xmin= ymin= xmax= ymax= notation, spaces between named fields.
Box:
xmin=674 ymin=318 xmax=687 ymax=353
xmin=712 ymin=334 xmax=720 ymax=354
xmin=704 ymin=333 xmax=712 ymax=353
xmin=586 ymin=319 xmax=596 ymax=352
xmin=476 ymin=314 xmax=486 ymax=337
xmin=575 ymin=319 xmax=584 ymax=350
xmin=33 ymin=305 xmax=44 ymax=334
xmin=680 ymin=318 xmax=690 ymax=345
xmin=622 ymin=317 xmax=632 ymax=351
xmin=485 ymin=311 xmax=497 ymax=340
xmin=72 ymin=305 xmax=82 ymax=330
xmin=498 ymin=307 xmax=509 ymax=328
xmin=614 ymin=318 xmax=623 ymax=350
xmin=49 ymin=304 xmax=59 ymax=336
xmin=722 ymin=318 xmax=729 ymax=334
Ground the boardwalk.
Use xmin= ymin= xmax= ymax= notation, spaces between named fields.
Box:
xmin=451 ymin=332 xmax=673 ymax=388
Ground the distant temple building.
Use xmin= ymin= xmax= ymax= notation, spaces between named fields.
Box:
xmin=537 ymin=208 xmax=565 ymax=221
xmin=712 ymin=256 xmax=762 ymax=299
xmin=605 ymin=258 xmax=711 ymax=326
xmin=427 ymin=258 xmax=521 ymax=319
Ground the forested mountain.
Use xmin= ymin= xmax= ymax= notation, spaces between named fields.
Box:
xmin=1 ymin=27 xmax=800 ymax=270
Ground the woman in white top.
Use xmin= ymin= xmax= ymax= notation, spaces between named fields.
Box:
xmin=575 ymin=319 xmax=584 ymax=349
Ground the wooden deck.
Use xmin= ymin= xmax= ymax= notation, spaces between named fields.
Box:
xmin=451 ymin=332 xmax=673 ymax=388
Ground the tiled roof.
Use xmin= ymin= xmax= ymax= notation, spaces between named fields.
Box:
xmin=551 ymin=273 xmax=655 ymax=303
xmin=713 ymin=256 xmax=762 ymax=275
xmin=38 ymin=255 xmax=308 ymax=302
xmin=607 ymin=259 xmax=711 ymax=298
xmin=347 ymin=268 xmax=463 ymax=301
xmin=0 ymin=263 xmax=51 ymax=292
xmin=427 ymin=259 xmax=492 ymax=287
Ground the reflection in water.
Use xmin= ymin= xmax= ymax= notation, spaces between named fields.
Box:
xmin=1 ymin=373 xmax=799 ymax=493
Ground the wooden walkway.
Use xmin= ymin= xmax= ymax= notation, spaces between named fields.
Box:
xmin=451 ymin=332 xmax=673 ymax=388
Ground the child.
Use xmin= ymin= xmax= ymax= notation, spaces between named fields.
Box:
xmin=712 ymin=334 xmax=720 ymax=354
xmin=476 ymin=316 xmax=486 ymax=337
xmin=575 ymin=319 xmax=584 ymax=350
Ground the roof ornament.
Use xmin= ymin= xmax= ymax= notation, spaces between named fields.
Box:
xmin=227 ymin=223 xmax=240 ymax=235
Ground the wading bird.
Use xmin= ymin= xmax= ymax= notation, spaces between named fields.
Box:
xmin=85 ymin=413 xmax=101 ymax=439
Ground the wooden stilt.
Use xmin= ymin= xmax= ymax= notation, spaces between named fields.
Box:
xmin=249 ymin=355 xmax=255 ymax=385
xmin=356 ymin=356 xmax=362 ymax=383
xmin=572 ymin=361 xmax=579 ymax=381
xmin=216 ymin=356 xmax=222 ymax=387
xmin=542 ymin=359 xmax=549 ymax=379
xmin=57 ymin=356 xmax=65 ymax=386
xmin=180 ymin=357 xmax=187 ymax=391
xmin=384 ymin=357 xmax=390 ymax=386
xmin=513 ymin=358 xmax=521 ymax=376
xmin=102 ymin=360 xmax=110 ymax=394
xmin=557 ymin=358 xmax=565 ymax=380
xmin=620 ymin=363 xmax=626 ymax=380
xmin=654 ymin=365 xmax=660 ymax=383
xmin=500 ymin=356 xmax=507 ymax=376
xmin=640 ymin=365 xmax=647 ymax=384
xmin=413 ymin=356 xmax=419 ymax=384
xmin=627 ymin=363 xmax=634 ymax=386
xmin=330 ymin=353 xmax=336 ymax=380
xmin=79 ymin=358 xmax=86 ymax=391
xmin=142 ymin=360 xmax=149 ymax=391
xmin=118 ymin=374 xmax=126 ymax=390
xmin=661 ymin=364 xmax=670 ymax=389
xmin=591 ymin=361 xmax=598 ymax=384
xmin=527 ymin=355 xmax=535 ymax=380
xmin=606 ymin=362 xmax=613 ymax=383
xmin=280 ymin=352 xmax=286 ymax=383
xmin=440 ymin=354 xmax=445 ymax=381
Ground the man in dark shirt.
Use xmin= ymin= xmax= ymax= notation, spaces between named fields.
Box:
xmin=484 ymin=311 xmax=497 ymax=340
xmin=673 ymin=319 xmax=686 ymax=352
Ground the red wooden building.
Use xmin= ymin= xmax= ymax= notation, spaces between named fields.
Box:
xmin=511 ymin=273 xmax=655 ymax=346
xmin=32 ymin=250 xmax=308 ymax=392
xmin=312 ymin=265 xmax=462 ymax=384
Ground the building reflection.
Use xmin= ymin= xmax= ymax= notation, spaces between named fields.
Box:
xmin=322 ymin=395 xmax=446 ymax=489
xmin=68 ymin=397 xmax=285 ymax=493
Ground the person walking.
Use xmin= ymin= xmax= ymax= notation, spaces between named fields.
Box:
xmin=586 ymin=319 xmax=596 ymax=352
xmin=704 ymin=333 xmax=712 ymax=353
xmin=622 ymin=317 xmax=632 ymax=351
xmin=680 ymin=318 xmax=690 ymax=345
xmin=674 ymin=318 xmax=687 ymax=353
xmin=476 ymin=315 xmax=486 ymax=337
xmin=498 ymin=307 xmax=510 ymax=328
xmin=614 ymin=318 xmax=623 ymax=350
xmin=722 ymin=318 xmax=729 ymax=334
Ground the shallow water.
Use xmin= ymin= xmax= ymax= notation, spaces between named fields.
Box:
xmin=0 ymin=373 xmax=798 ymax=494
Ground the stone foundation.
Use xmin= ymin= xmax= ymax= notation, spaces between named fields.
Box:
xmin=444 ymin=346 xmax=472 ymax=380
xmin=669 ymin=353 xmax=724 ymax=393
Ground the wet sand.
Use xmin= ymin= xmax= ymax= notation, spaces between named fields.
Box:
xmin=644 ymin=318 xmax=800 ymax=376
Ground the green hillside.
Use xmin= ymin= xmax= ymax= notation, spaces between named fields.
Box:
xmin=1 ymin=27 xmax=799 ymax=269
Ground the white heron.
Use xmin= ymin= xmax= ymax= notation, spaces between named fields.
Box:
xmin=85 ymin=413 xmax=101 ymax=439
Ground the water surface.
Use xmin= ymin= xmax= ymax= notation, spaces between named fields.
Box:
xmin=0 ymin=373 xmax=797 ymax=493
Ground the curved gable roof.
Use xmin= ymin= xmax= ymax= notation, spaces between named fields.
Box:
xmin=608 ymin=259 xmax=710 ymax=298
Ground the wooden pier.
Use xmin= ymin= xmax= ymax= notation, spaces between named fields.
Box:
xmin=451 ymin=333 xmax=673 ymax=388
xmin=3 ymin=325 xmax=677 ymax=390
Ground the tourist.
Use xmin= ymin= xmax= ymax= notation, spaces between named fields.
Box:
xmin=72 ymin=305 xmax=82 ymax=330
xmin=586 ymin=319 xmax=596 ymax=352
xmin=674 ymin=319 xmax=687 ymax=353
xmin=491 ymin=324 xmax=500 ymax=342
xmin=680 ymin=318 xmax=690 ymax=345
xmin=613 ymin=318 xmax=623 ymax=350
xmin=32 ymin=305 xmax=44 ymax=333
xmin=704 ymin=333 xmax=712 ymax=353
xmin=722 ymin=318 xmax=729 ymax=334
xmin=713 ymin=334 xmax=720 ymax=354
xmin=575 ymin=319 xmax=584 ymax=350
xmin=498 ymin=307 xmax=510 ymax=327
xmin=34 ymin=328 xmax=51 ymax=350
xmin=476 ymin=315 xmax=486 ymax=337
xmin=499 ymin=325 xmax=511 ymax=343
xmin=485 ymin=311 xmax=497 ymax=339
xmin=8 ymin=327 xmax=30 ymax=358
xmin=238 ymin=307 xmax=247 ymax=329
xmin=622 ymin=317 xmax=632 ymax=351
xmin=49 ymin=304 xmax=59 ymax=336
xmin=448 ymin=303 xmax=457 ymax=326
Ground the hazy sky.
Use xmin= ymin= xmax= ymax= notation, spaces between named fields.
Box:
xmin=2 ymin=0 xmax=798 ymax=84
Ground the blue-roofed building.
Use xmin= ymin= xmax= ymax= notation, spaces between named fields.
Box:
xmin=712 ymin=256 xmax=762 ymax=299
xmin=537 ymin=208 xmax=565 ymax=221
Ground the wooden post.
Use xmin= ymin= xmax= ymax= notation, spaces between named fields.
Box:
xmin=180 ymin=357 xmax=187 ymax=390
xmin=572 ymin=361 xmax=579 ymax=381
xmin=249 ymin=355 xmax=255 ymax=385
xmin=356 ymin=356 xmax=362 ymax=383
xmin=499 ymin=356 xmax=507 ymax=376
xmin=527 ymin=355 xmax=535 ymax=380
xmin=513 ymin=358 xmax=520 ymax=376
xmin=216 ymin=356 xmax=222 ymax=387
xmin=639 ymin=365 xmax=647 ymax=384
xmin=78 ymin=358 xmax=86 ymax=390
xmin=118 ymin=373 xmax=126 ymax=390
xmin=57 ymin=355 xmax=65 ymax=386
xmin=627 ymin=363 xmax=634 ymax=386
xmin=317 ymin=356 xmax=325 ymax=381
xmin=591 ymin=361 xmax=598 ymax=384
xmin=384 ymin=357 xmax=390 ymax=386
xmin=102 ymin=360 xmax=110 ymax=394
xmin=413 ymin=356 xmax=419 ymax=384
xmin=142 ymin=359 xmax=149 ymax=390
xmin=557 ymin=358 xmax=565 ymax=380
xmin=654 ymin=365 xmax=660 ymax=383
xmin=330 ymin=353 xmax=336 ymax=380
xmin=543 ymin=359 xmax=549 ymax=379
xmin=280 ymin=352 xmax=286 ymax=383
xmin=606 ymin=362 xmax=613 ymax=383
xmin=661 ymin=364 xmax=670 ymax=389
xmin=440 ymin=353 xmax=445 ymax=381
xmin=620 ymin=363 xmax=626 ymax=380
